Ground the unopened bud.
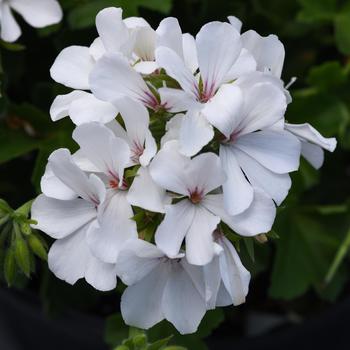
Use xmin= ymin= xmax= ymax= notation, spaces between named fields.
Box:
xmin=14 ymin=234 xmax=31 ymax=277
xmin=28 ymin=234 xmax=47 ymax=261
xmin=133 ymin=334 xmax=147 ymax=347
xmin=4 ymin=248 xmax=16 ymax=286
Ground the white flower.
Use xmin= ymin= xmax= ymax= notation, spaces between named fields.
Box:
xmin=31 ymin=149 xmax=118 ymax=291
xmin=163 ymin=77 xmax=301 ymax=215
xmin=149 ymin=142 xmax=276 ymax=265
xmin=204 ymin=234 xmax=250 ymax=309
xmin=116 ymin=239 xmax=207 ymax=335
xmin=71 ymin=121 xmax=138 ymax=264
xmin=0 ymin=0 xmax=62 ymax=42
xmin=203 ymin=78 xmax=301 ymax=215
xmin=154 ymin=21 xmax=260 ymax=156
xmin=285 ymin=123 xmax=337 ymax=169
xmin=73 ymin=97 xmax=170 ymax=214
xmin=89 ymin=10 xmax=200 ymax=111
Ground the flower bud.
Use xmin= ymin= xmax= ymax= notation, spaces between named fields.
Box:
xmin=28 ymin=234 xmax=47 ymax=261
xmin=4 ymin=248 xmax=16 ymax=286
xmin=14 ymin=233 xmax=31 ymax=277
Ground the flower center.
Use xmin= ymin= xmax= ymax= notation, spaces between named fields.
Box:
xmin=189 ymin=187 xmax=204 ymax=204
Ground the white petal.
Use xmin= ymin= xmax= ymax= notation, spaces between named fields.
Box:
xmin=179 ymin=109 xmax=214 ymax=157
xmin=50 ymin=46 xmax=94 ymax=90
xmin=300 ymin=142 xmax=324 ymax=169
xmin=235 ymin=130 xmax=301 ymax=174
xmin=149 ymin=141 xmax=191 ymax=195
xmin=161 ymin=114 xmax=183 ymax=146
xmin=205 ymin=191 xmax=276 ymax=237
xmin=90 ymin=52 xmax=155 ymax=107
xmin=227 ymin=16 xmax=242 ymax=32
xmin=225 ymin=48 xmax=257 ymax=81
xmin=121 ymin=263 xmax=168 ymax=329
xmin=127 ymin=167 xmax=171 ymax=213
xmin=157 ymin=17 xmax=183 ymax=58
xmin=242 ymin=30 xmax=285 ymax=78
xmin=155 ymin=200 xmax=196 ymax=257
xmin=216 ymin=282 xmax=234 ymax=307
xmin=182 ymin=33 xmax=198 ymax=73
xmin=124 ymin=17 xmax=151 ymax=29
xmin=140 ymin=131 xmax=157 ymax=167
xmin=196 ymin=22 xmax=241 ymax=93
xmin=133 ymin=26 xmax=156 ymax=61
xmin=48 ymin=149 xmax=106 ymax=204
xmin=116 ymin=239 xmax=164 ymax=285
xmin=96 ymin=7 xmax=130 ymax=54
xmin=159 ymin=87 xmax=197 ymax=113
xmin=229 ymin=189 xmax=276 ymax=236
xmin=162 ymin=262 xmax=207 ymax=334
xmin=233 ymin=147 xmax=291 ymax=205
xmin=238 ymin=83 xmax=287 ymax=135
xmin=48 ymin=223 xmax=116 ymax=291
xmin=10 ymin=0 xmax=62 ymax=28
xmin=85 ymin=256 xmax=118 ymax=291
xmin=156 ymin=46 xmax=198 ymax=97
xmin=87 ymin=192 xmax=137 ymax=263
xmin=202 ymin=84 xmax=243 ymax=138
xmin=69 ymin=93 xmax=118 ymax=125
xmin=219 ymin=145 xmax=254 ymax=215
xmin=50 ymin=91 xmax=87 ymax=122
xmin=134 ymin=61 xmax=158 ymax=74
xmin=285 ymin=123 xmax=337 ymax=152
xmin=203 ymin=256 xmax=221 ymax=309
xmin=0 ymin=3 xmax=21 ymax=42
xmin=110 ymin=96 xmax=150 ymax=141
xmin=48 ymin=225 xmax=90 ymax=285
xmin=31 ymin=194 xmax=96 ymax=239
xmin=185 ymin=206 xmax=220 ymax=266
xmin=72 ymin=150 xmax=101 ymax=173
xmin=89 ymin=37 xmax=105 ymax=61
xmin=184 ymin=152 xmax=226 ymax=195
xmin=40 ymin=164 xmax=77 ymax=200
xmin=73 ymin=123 xmax=130 ymax=182
xmin=218 ymin=237 xmax=250 ymax=305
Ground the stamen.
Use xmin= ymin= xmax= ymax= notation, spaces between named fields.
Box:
xmin=189 ymin=187 xmax=204 ymax=204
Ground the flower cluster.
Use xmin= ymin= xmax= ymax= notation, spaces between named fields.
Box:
xmin=31 ymin=7 xmax=336 ymax=334
xmin=0 ymin=0 xmax=62 ymax=42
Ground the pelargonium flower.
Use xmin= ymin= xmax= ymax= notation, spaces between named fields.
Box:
xmin=50 ymin=7 xmax=190 ymax=123
xmin=116 ymin=239 xmax=208 ymax=334
xmin=31 ymin=149 xmax=117 ymax=291
xmin=0 ymin=0 xmax=62 ymax=42
xmin=150 ymin=142 xmax=276 ymax=265
xmin=32 ymin=6 xmax=338 ymax=335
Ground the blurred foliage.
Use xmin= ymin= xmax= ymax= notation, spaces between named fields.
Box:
xmin=1 ymin=0 xmax=350 ymax=348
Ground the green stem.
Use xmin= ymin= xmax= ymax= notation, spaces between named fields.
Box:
xmin=325 ymin=227 xmax=350 ymax=284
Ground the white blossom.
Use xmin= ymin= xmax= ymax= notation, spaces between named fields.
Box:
xmin=150 ymin=142 xmax=276 ymax=265
xmin=116 ymin=239 xmax=208 ymax=335
xmin=31 ymin=149 xmax=118 ymax=291
xmin=0 ymin=0 xmax=62 ymax=42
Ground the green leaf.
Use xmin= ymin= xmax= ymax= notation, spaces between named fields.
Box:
xmin=105 ymin=314 xmax=129 ymax=347
xmin=197 ymin=309 xmax=224 ymax=338
xmin=242 ymin=238 xmax=255 ymax=262
xmin=148 ymin=335 xmax=173 ymax=350
xmin=335 ymin=12 xmax=350 ymax=55
xmin=297 ymin=0 xmax=337 ymax=23
xmin=307 ymin=61 xmax=347 ymax=90
xmin=0 ymin=126 xmax=41 ymax=164
xmin=68 ymin=0 xmax=122 ymax=29
xmin=269 ymin=212 xmax=347 ymax=300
